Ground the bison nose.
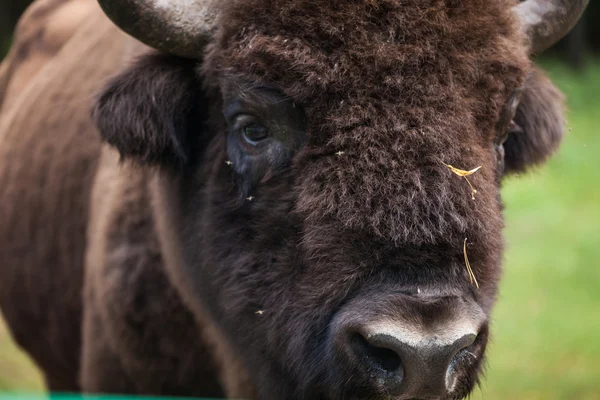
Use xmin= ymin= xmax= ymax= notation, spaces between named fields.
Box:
xmin=335 ymin=324 xmax=478 ymax=398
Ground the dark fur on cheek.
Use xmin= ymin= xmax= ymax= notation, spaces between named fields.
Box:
xmin=503 ymin=67 xmax=566 ymax=175
xmin=92 ymin=53 xmax=205 ymax=167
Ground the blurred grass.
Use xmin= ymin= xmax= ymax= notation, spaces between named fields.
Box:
xmin=0 ymin=60 xmax=599 ymax=397
xmin=0 ymin=315 xmax=43 ymax=391
xmin=472 ymin=60 xmax=600 ymax=400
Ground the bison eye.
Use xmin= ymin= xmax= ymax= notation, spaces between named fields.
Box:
xmin=242 ymin=123 xmax=268 ymax=143
xmin=232 ymin=114 xmax=269 ymax=145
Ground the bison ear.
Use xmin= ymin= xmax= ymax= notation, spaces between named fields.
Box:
xmin=502 ymin=68 xmax=566 ymax=175
xmin=93 ymin=52 xmax=208 ymax=166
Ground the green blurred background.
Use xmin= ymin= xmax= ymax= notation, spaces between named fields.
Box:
xmin=1 ymin=1 xmax=599 ymax=399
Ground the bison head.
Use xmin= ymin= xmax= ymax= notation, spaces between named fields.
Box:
xmin=93 ymin=0 xmax=586 ymax=398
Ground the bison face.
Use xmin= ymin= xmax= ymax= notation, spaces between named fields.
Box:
xmin=93 ymin=0 xmax=581 ymax=399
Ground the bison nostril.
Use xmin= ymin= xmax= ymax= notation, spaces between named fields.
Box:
xmin=351 ymin=333 xmax=403 ymax=374
xmin=339 ymin=326 xmax=482 ymax=397
xmin=446 ymin=332 xmax=481 ymax=389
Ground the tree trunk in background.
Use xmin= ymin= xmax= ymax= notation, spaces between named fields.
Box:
xmin=567 ymin=19 xmax=587 ymax=71
xmin=1 ymin=3 xmax=13 ymax=58
xmin=1 ymin=0 xmax=33 ymax=59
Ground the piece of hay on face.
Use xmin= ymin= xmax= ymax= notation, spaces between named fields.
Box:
xmin=442 ymin=162 xmax=482 ymax=200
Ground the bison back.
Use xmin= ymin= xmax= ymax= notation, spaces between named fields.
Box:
xmin=0 ymin=4 xmax=129 ymax=390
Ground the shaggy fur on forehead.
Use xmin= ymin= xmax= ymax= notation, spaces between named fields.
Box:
xmin=207 ymin=0 xmax=531 ymax=248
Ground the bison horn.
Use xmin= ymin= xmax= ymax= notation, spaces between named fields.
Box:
xmin=97 ymin=0 xmax=218 ymax=59
xmin=514 ymin=0 xmax=589 ymax=54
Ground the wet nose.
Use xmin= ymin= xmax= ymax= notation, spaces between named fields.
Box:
xmin=335 ymin=325 xmax=478 ymax=398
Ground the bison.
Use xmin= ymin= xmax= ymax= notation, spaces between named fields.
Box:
xmin=0 ymin=0 xmax=587 ymax=398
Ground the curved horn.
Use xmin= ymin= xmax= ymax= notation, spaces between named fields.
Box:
xmin=97 ymin=0 xmax=218 ymax=58
xmin=514 ymin=0 xmax=589 ymax=54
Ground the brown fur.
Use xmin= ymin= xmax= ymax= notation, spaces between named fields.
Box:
xmin=0 ymin=0 xmax=567 ymax=399
xmin=81 ymin=148 xmax=226 ymax=396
